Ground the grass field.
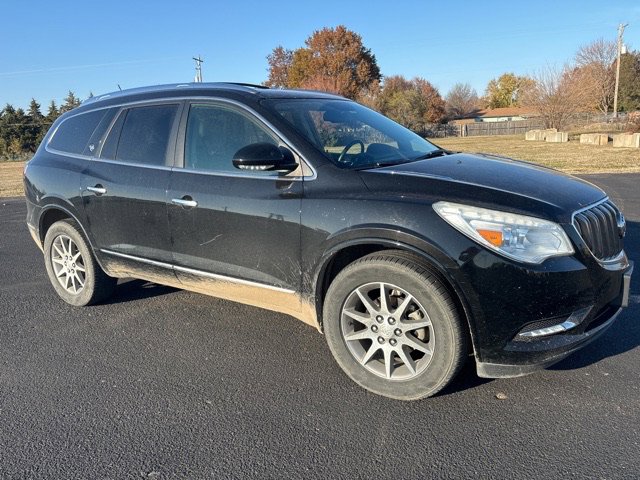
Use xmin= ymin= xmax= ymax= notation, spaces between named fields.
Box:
xmin=0 ymin=136 xmax=639 ymax=197
xmin=0 ymin=161 xmax=24 ymax=197
xmin=431 ymin=135 xmax=640 ymax=174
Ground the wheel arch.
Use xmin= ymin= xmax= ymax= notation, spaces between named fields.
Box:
xmin=38 ymin=203 xmax=107 ymax=272
xmin=312 ymin=237 xmax=479 ymax=356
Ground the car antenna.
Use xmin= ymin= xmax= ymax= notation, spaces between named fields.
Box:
xmin=117 ymin=84 xmax=122 ymax=91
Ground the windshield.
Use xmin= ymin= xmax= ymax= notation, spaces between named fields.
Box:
xmin=263 ymin=99 xmax=441 ymax=169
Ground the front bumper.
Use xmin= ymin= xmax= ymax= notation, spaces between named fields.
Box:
xmin=473 ymin=261 xmax=633 ymax=378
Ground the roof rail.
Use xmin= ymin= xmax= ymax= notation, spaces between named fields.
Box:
xmin=82 ymin=82 xmax=271 ymax=105
xmin=220 ymin=82 xmax=269 ymax=89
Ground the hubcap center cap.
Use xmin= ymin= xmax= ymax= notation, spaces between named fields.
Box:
xmin=376 ymin=321 xmax=395 ymax=339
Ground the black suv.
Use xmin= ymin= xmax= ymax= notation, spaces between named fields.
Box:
xmin=24 ymin=83 xmax=632 ymax=400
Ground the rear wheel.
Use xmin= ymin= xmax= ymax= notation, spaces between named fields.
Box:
xmin=323 ymin=252 xmax=467 ymax=400
xmin=43 ymin=220 xmax=116 ymax=306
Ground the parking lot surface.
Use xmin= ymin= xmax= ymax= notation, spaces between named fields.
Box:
xmin=0 ymin=174 xmax=638 ymax=479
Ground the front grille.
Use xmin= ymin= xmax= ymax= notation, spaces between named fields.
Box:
xmin=573 ymin=200 xmax=624 ymax=261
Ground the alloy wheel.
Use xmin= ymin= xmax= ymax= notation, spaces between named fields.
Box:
xmin=340 ymin=282 xmax=435 ymax=381
xmin=50 ymin=234 xmax=86 ymax=294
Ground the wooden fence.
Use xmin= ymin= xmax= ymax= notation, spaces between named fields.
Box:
xmin=418 ymin=124 xmax=461 ymax=138
xmin=461 ymin=119 xmax=545 ymax=137
xmin=419 ymin=119 xmax=545 ymax=138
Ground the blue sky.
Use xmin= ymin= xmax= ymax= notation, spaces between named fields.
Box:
xmin=2 ymin=0 xmax=639 ymax=110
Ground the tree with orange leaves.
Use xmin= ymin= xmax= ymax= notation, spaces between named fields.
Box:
xmin=265 ymin=26 xmax=381 ymax=101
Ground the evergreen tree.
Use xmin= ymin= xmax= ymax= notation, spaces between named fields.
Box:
xmin=26 ymin=99 xmax=45 ymax=152
xmin=3 ymin=103 xmax=16 ymax=116
xmin=14 ymin=108 xmax=27 ymax=152
xmin=27 ymin=99 xmax=42 ymax=120
xmin=46 ymin=100 xmax=59 ymax=123
xmin=7 ymin=137 xmax=23 ymax=158
xmin=60 ymin=91 xmax=81 ymax=113
xmin=0 ymin=104 xmax=19 ymax=148
xmin=618 ymin=51 xmax=640 ymax=112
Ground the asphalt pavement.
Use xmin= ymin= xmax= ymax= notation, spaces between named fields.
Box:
xmin=0 ymin=174 xmax=638 ymax=479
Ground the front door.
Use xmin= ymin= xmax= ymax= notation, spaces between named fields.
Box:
xmin=167 ymin=101 xmax=303 ymax=297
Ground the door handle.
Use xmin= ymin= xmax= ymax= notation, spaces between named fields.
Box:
xmin=171 ymin=196 xmax=198 ymax=208
xmin=86 ymin=185 xmax=107 ymax=195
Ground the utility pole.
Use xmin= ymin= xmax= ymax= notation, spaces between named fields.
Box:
xmin=613 ymin=23 xmax=628 ymax=118
xmin=193 ymin=56 xmax=204 ymax=83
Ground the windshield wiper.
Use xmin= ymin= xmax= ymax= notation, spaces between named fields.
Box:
xmin=411 ymin=148 xmax=449 ymax=161
xmin=354 ymin=149 xmax=450 ymax=171
xmin=353 ymin=159 xmax=409 ymax=170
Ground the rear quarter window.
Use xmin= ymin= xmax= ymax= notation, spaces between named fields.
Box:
xmin=48 ymin=109 xmax=109 ymax=155
xmin=82 ymin=108 xmax=118 ymax=156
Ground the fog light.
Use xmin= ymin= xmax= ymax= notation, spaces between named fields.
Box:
xmin=517 ymin=307 xmax=592 ymax=338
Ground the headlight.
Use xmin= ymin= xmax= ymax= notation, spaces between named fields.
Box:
xmin=433 ymin=201 xmax=574 ymax=264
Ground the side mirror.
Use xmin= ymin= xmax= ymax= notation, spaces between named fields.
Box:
xmin=232 ymin=143 xmax=298 ymax=173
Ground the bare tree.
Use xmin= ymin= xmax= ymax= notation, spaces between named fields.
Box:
xmin=574 ymin=38 xmax=616 ymax=114
xmin=445 ymin=83 xmax=480 ymax=119
xmin=522 ymin=65 xmax=589 ymax=130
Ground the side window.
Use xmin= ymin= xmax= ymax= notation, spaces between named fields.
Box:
xmin=83 ymin=108 xmax=117 ymax=156
xmin=100 ymin=109 xmax=126 ymax=160
xmin=100 ymin=104 xmax=178 ymax=166
xmin=49 ymin=109 xmax=108 ymax=155
xmin=184 ymin=104 xmax=278 ymax=173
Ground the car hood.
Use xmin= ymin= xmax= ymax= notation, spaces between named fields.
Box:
xmin=359 ymin=152 xmax=606 ymax=221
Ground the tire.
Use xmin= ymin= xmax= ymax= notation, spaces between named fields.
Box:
xmin=323 ymin=251 xmax=468 ymax=400
xmin=43 ymin=219 xmax=117 ymax=306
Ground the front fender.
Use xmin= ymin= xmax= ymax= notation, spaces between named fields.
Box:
xmin=315 ymin=225 xmax=460 ymax=285
xmin=308 ymin=226 xmax=483 ymax=356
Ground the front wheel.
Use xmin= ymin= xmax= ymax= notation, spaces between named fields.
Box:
xmin=43 ymin=219 xmax=117 ymax=306
xmin=323 ymin=252 xmax=468 ymax=400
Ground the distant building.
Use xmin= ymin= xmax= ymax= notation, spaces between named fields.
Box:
xmin=450 ymin=107 xmax=539 ymax=125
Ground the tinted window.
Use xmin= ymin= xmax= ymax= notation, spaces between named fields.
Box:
xmin=83 ymin=108 xmax=118 ymax=156
xmin=184 ymin=104 xmax=277 ymax=173
xmin=100 ymin=110 xmax=126 ymax=160
xmin=264 ymin=99 xmax=439 ymax=169
xmin=49 ymin=109 xmax=108 ymax=155
xmin=111 ymin=104 xmax=178 ymax=166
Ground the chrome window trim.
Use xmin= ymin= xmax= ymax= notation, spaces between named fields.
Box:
xmin=100 ymin=249 xmax=296 ymax=294
xmin=46 ymin=96 xmax=317 ymax=181
xmin=45 ymin=107 xmax=112 ymax=156
xmin=44 ymin=147 xmax=93 ymax=161
xmin=85 ymin=157 xmax=174 ymax=171
xmin=45 ymin=100 xmax=182 ymax=164
xmin=96 ymin=101 xmax=183 ymax=167
xmin=179 ymin=98 xmax=315 ymax=181
xmin=173 ymin=166 xmax=299 ymax=180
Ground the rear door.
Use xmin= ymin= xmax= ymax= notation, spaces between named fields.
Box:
xmin=167 ymin=100 xmax=304 ymax=292
xmin=81 ymin=101 xmax=182 ymax=263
